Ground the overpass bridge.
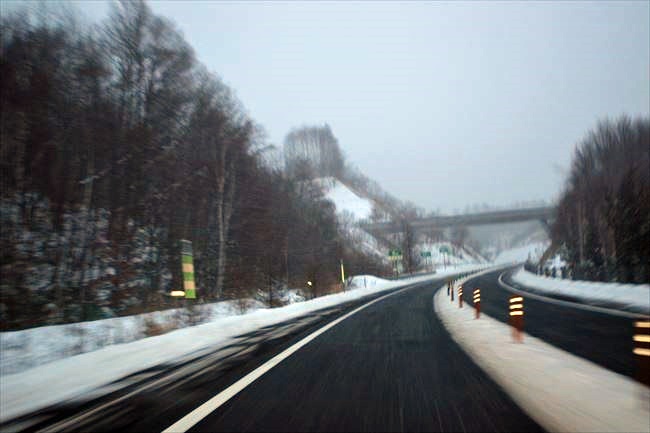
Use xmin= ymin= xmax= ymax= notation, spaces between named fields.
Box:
xmin=361 ymin=206 xmax=556 ymax=235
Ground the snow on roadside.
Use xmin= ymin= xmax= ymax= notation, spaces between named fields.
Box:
xmin=0 ymin=300 xmax=265 ymax=376
xmin=434 ymin=274 xmax=650 ymax=433
xmin=512 ymin=267 xmax=650 ymax=313
xmin=0 ymin=264 xmax=484 ymax=422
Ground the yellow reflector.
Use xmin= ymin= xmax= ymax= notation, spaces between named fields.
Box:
xmin=633 ymin=348 xmax=650 ymax=357
xmin=170 ymin=290 xmax=185 ymax=297
xmin=633 ymin=335 xmax=650 ymax=343
xmin=509 ymin=303 xmax=523 ymax=310
xmin=510 ymin=297 xmax=523 ymax=303
xmin=635 ymin=321 xmax=650 ymax=328
xmin=510 ymin=311 xmax=524 ymax=316
xmin=473 ymin=289 xmax=480 ymax=294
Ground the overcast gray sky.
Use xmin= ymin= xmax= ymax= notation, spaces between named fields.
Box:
xmin=26 ymin=1 xmax=650 ymax=213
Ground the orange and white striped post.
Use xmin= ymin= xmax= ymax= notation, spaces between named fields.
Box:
xmin=509 ymin=296 xmax=524 ymax=343
xmin=458 ymin=285 xmax=463 ymax=308
xmin=633 ymin=320 xmax=650 ymax=387
xmin=473 ymin=288 xmax=481 ymax=319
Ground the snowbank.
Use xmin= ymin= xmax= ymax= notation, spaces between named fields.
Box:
xmin=347 ymin=275 xmax=389 ymax=289
xmin=0 ymin=299 xmax=265 ymax=376
xmin=0 ymin=265 xmax=485 ymax=422
xmin=512 ymin=268 xmax=650 ymax=313
xmin=435 ymin=274 xmax=650 ymax=433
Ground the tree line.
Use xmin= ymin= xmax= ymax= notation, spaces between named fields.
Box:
xmin=551 ymin=116 xmax=649 ymax=283
xmin=0 ymin=1 xmax=388 ymax=330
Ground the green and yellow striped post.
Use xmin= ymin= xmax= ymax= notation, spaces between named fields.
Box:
xmin=181 ymin=239 xmax=196 ymax=299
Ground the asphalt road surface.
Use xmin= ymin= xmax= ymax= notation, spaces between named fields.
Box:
xmin=187 ymin=280 xmax=541 ymax=433
xmin=3 ymin=277 xmax=543 ymax=433
xmin=461 ymin=268 xmax=640 ymax=380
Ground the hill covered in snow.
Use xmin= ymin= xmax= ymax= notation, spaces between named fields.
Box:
xmin=315 ymin=177 xmax=485 ymax=268
xmin=315 ymin=177 xmax=375 ymax=222
xmin=494 ymin=241 xmax=549 ymax=264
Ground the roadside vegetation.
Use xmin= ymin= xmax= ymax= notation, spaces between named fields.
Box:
xmin=551 ymin=116 xmax=649 ymax=283
xmin=0 ymin=1 xmax=392 ymax=331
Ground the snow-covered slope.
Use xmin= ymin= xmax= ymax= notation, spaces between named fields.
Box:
xmin=316 ymin=177 xmax=374 ymax=222
xmin=315 ymin=177 xmax=386 ymax=260
xmin=494 ymin=241 xmax=549 ymax=264
xmin=315 ymin=177 xmax=484 ymax=267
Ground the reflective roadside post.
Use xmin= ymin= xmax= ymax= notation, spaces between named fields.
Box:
xmin=473 ymin=289 xmax=481 ymax=319
xmin=633 ymin=320 xmax=650 ymax=387
xmin=458 ymin=285 xmax=463 ymax=308
xmin=451 ymin=280 xmax=455 ymax=302
xmin=180 ymin=239 xmax=196 ymax=300
xmin=509 ymin=296 xmax=524 ymax=343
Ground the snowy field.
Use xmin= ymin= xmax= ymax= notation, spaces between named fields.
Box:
xmin=0 ymin=265 xmax=484 ymax=422
xmin=435 ymin=272 xmax=650 ymax=433
xmin=512 ymin=267 xmax=650 ymax=314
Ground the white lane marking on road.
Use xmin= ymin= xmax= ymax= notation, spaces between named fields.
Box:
xmin=162 ymin=284 xmax=419 ymax=433
xmin=498 ymin=271 xmax=650 ymax=319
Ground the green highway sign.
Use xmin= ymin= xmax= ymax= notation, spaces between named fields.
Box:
xmin=420 ymin=251 xmax=432 ymax=257
xmin=388 ymin=249 xmax=403 ymax=261
xmin=439 ymin=246 xmax=451 ymax=254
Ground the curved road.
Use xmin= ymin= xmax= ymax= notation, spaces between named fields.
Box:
xmin=5 ymin=277 xmax=543 ymax=432
xmin=186 ymin=281 xmax=540 ymax=432
xmin=461 ymin=268 xmax=639 ymax=380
